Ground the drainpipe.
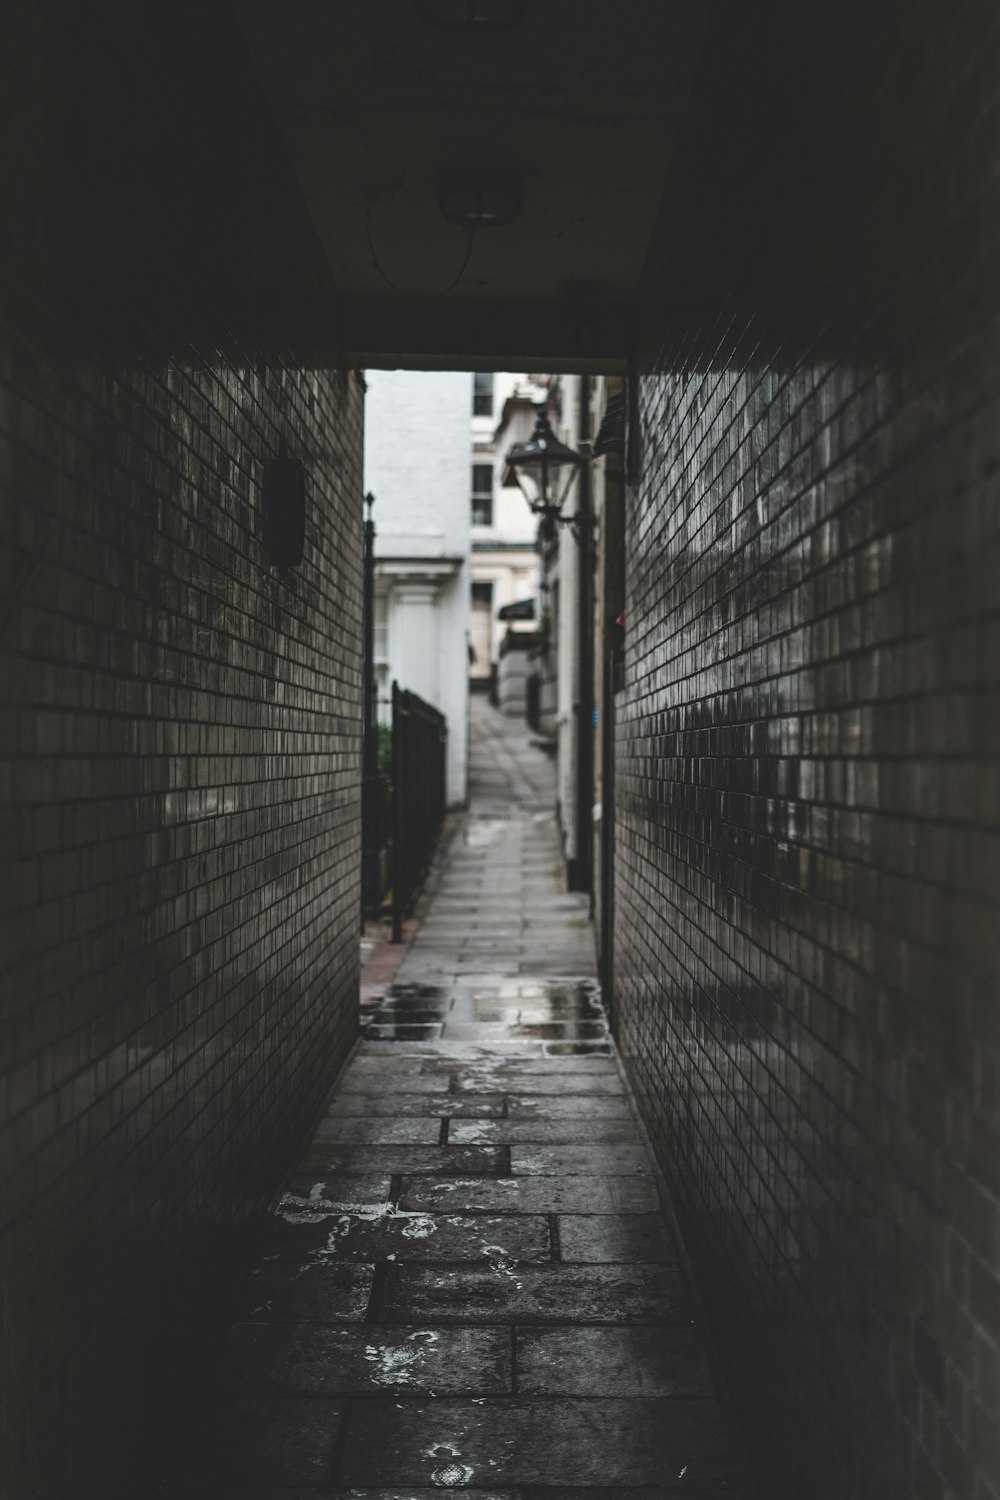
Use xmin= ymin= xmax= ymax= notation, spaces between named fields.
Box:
xmin=573 ymin=375 xmax=593 ymax=895
xmin=361 ymin=493 xmax=377 ymax=925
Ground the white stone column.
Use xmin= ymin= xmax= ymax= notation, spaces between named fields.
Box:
xmin=391 ymin=582 xmax=440 ymax=709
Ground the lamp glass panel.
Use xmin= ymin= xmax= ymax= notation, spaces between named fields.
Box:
xmin=553 ymin=463 xmax=581 ymax=514
xmin=514 ymin=454 xmax=583 ymax=515
xmin=511 ymin=464 xmax=542 ymax=511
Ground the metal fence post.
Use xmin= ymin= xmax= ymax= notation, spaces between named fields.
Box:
xmin=391 ymin=679 xmax=402 ymax=943
xmin=390 ymin=683 xmax=447 ymax=945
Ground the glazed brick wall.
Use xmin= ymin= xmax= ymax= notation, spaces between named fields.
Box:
xmin=0 ymin=5 xmax=364 ymax=1495
xmin=616 ymin=5 xmax=1000 ymax=1499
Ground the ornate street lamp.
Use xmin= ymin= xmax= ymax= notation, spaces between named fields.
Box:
xmin=504 ymin=406 xmax=588 ymax=538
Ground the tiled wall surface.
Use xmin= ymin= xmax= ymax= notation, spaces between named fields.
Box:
xmin=616 ymin=6 xmax=1000 ymax=1498
xmin=0 ymin=7 xmax=364 ymax=1495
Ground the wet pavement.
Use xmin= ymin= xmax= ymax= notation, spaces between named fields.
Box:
xmin=176 ymin=698 xmax=747 ymax=1496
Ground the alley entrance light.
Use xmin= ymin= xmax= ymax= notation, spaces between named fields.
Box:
xmin=504 ymin=406 xmax=587 ymax=532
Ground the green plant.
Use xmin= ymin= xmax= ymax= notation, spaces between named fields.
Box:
xmin=376 ymin=723 xmax=393 ymax=779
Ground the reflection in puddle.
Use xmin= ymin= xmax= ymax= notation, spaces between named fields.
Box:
xmin=514 ymin=1021 xmax=607 ymax=1040
xmin=543 ymin=1041 xmax=613 ymax=1057
xmin=462 ymin=819 xmax=510 ymax=848
xmin=361 ymin=981 xmax=451 ymax=1039
xmin=377 ymin=1005 xmax=451 ymax=1021
xmin=365 ymin=1023 xmax=444 ymax=1041
xmin=363 ymin=978 xmax=608 ymax=1045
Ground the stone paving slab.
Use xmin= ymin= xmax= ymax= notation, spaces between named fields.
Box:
xmin=376 ymin=995 xmax=451 ymax=1012
xmin=358 ymin=1039 xmax=553 ymax=1060
xmin=339 ymin=1397 xmax=740 ymax=1487
xmin=293 ymin=1146 xmax=509 ymax=1182
xmin=541 ymin=1039 xmax=614 ymax=1055
xmin=443 ymin=1021 xmax=608 ymax=1042
xmin=367 ymin=1023 xmax=445 ymax=1041
xmin=346 ymin=1055 xmax=451 ymax=1073
xmin=516 ymin=1489 xmax=747 ymax=1499
xmin=192 ymin=700 xmax=748 ymax=1497
xmin=338 ymin=1074 xmax=447 ymax=1095
xmin=235 ymin=1263 xmax=375 ymax=1323
xmin=265 ymin=1211 xmax=551 ymax=1265
xmin=515 ymin=1326 xmax=715 ymax=1396
xmin=247 ymin=1485 xmax=747 ymax=1498
xmin=448 ymin=990 xmax=601 ymax=1011
xmin=451 ymin=1072 xmax=625 ymax=1095
xmin=338 ymin=1491 xmax=518 ymax=1500
xmin=327 ymin=1094 xmax=507 ymax=1118
xmin=376 ymin=993 xmax=451 ymax=1009
xmin=213 ymin=1397 xmax=345 ymax=1486
xmin=225 ymin=1324 xmax=512 ymax=1396
xmin=366 ymin=1007 xmax=450 ymax=1025
xmin=437 ymin=1021 xmax=538 ymax=1043
xmin=315 ymin=1118 xmax=443 ymax=1145
xmin=418 ymin=1056 xmax=617 ymax=1078
xmin=510 ymin=1145 xmax=651 ymax=1176
xmin=558 ymin=1214 xmax=678 ymax=1263
xmin=449 ymin=1120 xmax=638 ymax=1145
xmin=277 ymin=1174 xmax=392 ymax=1206
xmin=452 ymin=982 xmax=601 ymax=1001
xmin=399 ymin=1177 xmax=661 ymax=1215
xmin=511 ymin=1011 xmax=605 ymax=1028
xmin=380 ymin=1264 xmax=689 ymax=1324
xmin=506 ymin=1096 xmax=632 ymax=1119
xmin=340 ymin=1492 xmax=518 ymax=1500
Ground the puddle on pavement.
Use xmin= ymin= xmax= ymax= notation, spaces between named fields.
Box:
xmin=543 ymin=1041 xmax=613 ymax=1056
xmin=361 ymin=982 xmax=451 ymax=1037
xmin=462 ymin=819 xmax=512 ymax=848
xmin=465 ymin=978 xmax=599 ymax=1001
xmin=369 ymin=1010 xmax=448 ymax=1025
xmin=361 ymin=978 xmax=607 ymax=1043
xmin=366 ymin=1023 xmax=444 ymax=1041
xmin=380 ymin=984 xmax=451 ymax=1010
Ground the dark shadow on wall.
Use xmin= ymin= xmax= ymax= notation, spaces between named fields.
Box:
xmin=638 ymin=1 xmax=983 ymax=379
xmin=1 ymin=5 xmax=363 ymax=1495
xmin=619 ymin=2 xmax=1000 ymax=1498
xmin=23 ymin=2 xmax=342 ymax=367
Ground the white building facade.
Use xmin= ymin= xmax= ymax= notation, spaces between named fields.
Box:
xmin=364 ymin=370 xmax=470 ymax=808
xmin=491 ymin=373 xmax=608 ymax=897
xmin=468 ymin=372 xmax=541 ymax=694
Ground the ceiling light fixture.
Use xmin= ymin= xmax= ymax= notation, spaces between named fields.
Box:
xmin=436 ymin=164 xmax=524 ymax=230
xmin=412 ymin=0 xmax=528 ymax=33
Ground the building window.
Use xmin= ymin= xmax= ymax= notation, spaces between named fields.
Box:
xmin=471 ymin=463 xmax=493 ymax=526
xmin=469 ymin=580 xmax=493 ymax=679
xmin=472 ymin=372 xmax=494 ymax=417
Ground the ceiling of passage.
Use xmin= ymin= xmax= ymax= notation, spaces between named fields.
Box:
xmin=232 ymin=0 xmax=708 ymax=369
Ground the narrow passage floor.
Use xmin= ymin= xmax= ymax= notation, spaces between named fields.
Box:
xmin=192 ymin=696 xmax=747 ymax=1496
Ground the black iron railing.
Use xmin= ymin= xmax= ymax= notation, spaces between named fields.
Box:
xmin=362 ymin=742 xmax=392 ymax=915
xmin=391 ymin=681 xmax=447 ymax=942
xmin=361 ymin=497 xmax=382 ymax=919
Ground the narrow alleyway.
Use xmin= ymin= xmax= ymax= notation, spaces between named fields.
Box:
xmin=176 ymin=696 xmax=746 ymax=1495
xmin=378 ymin=696 xmax=597 ymax=992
